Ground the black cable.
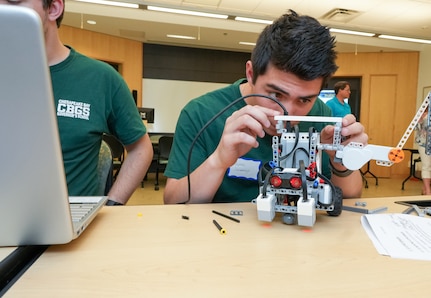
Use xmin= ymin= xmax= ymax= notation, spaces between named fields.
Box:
xmin=291 ymin=147 xmax=309 ymax=168
xmin=316 ymin=171 xmax=336 ymax=207
xmin=261 ymin=166 xmax=283 ymax=198
xmin=299 ymin=160 xmax=308 ymax=202
xmin=279 ymin=125 xmax=299 ymax=162
xmin=182 ymin=94 xmax=288 ymax=204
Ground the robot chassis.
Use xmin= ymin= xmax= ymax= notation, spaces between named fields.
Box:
xmin=253 ymin=92 xmax=431 ymax=227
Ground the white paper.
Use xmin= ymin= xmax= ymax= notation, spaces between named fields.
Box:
xmin=361 ymin=213 xmax=431 ymax=261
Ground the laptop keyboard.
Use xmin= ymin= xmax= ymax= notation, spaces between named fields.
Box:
xmin=70 ymin=203 xmax=98 ymax=223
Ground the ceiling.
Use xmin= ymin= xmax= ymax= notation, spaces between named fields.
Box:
xmin=63 ymin=0 xmax=431 ymax=53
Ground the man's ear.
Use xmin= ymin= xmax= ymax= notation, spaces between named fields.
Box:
xmin=47 ymin=0 xmax=64 ymax=22
xmin=245 ymin=60 xmax=254 ymax=85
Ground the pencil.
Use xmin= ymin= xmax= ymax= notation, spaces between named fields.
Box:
xmin=213 ymin=219 xmax=226 ymax=234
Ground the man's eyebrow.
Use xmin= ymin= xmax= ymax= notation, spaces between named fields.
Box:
xmin=267 ymin=84 xmax=289 ymax=95
xmin=267 ymin=83 xmax=320 ymax=100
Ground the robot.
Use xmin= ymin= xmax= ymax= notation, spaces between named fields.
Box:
xmin=253 ymin=91 xmax=431 ymax=227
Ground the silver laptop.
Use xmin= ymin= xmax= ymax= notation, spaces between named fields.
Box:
xmin=0 ymin=5 xmax=107 ymax=246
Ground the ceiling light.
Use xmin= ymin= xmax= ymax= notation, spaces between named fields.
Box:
xmin=378 ymin=34 xmax=431 ymax=45
xmin=147 ymin=6 xmax=228 ymax=19
xmin=234 ymin=16 xmax=273 ymax=25
xmin=239 ymin=41 xmax=256 ymax=46
xmin=87 ymin=20 xmax=97 ymax=25
xmin=75 ymin=0 xmax=139 ymax=8
xmin=167 ymin=34 xmax=196 ymax=40
xmin=329 ymin=28 xmax=375 ymax=37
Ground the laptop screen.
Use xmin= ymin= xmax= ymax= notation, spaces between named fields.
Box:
xmin=0 ymin=5 xmax=75 ymax=246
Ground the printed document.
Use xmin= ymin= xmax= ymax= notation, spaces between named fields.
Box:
xmin=361 ymin=213 xmax=431 ymax=261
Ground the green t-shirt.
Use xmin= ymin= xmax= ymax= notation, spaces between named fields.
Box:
xmin=50 ymin=47 xmax=146 ymax=196
xmin=165 ymin=79 xmax=332 ymax=203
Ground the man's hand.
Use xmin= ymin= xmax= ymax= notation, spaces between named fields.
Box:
xmin=320 ymin=114 xmax=368 ymax=147
xmin=320 ymin=114 xmax=366 ymax=198
xmin=211 ymin=105 xmax=281 ymax=169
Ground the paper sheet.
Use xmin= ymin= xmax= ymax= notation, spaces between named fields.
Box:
xmin=361 ymin=213 xmax=431 ymax=261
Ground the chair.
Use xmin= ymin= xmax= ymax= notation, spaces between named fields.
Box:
xmin=97 ymin=140 xmax=113 ymax=195
xmin=154 ymin=135 xmax=174 ymax=190
xmin=360 ymin=161 xmax=378 ymax=189
xmin=401 ymin=149 xmax=422 ymax=190
xmin=102 ymin=134 xmax=125 ymax=182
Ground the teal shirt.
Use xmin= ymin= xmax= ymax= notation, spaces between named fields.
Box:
xmin=50 ymin=47 xmax=146 ymax=196
xmin=165 ymin=79 xmax=332 ymax=203
xmin=326 ymin=96 xmax=351 ymax=117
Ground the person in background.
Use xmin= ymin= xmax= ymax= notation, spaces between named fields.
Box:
xmin=1 ymin=0 xmax=153 ymax=205
xmin=163 ymin=10 xmax=367 ymax=204
xmin=326 ymin=81 xmax=352 ymax=117
xmin=415 ymin=108 xmax=431 ymax=195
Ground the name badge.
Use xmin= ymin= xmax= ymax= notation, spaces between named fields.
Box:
xmin=227 ymin=158 xmax=261 ymax=181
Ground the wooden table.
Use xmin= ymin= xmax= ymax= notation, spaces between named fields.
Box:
xmin=5 ymin=197 xmax=431 ymax=297
xmin=0 ymin=248 xmax=15 ymax=261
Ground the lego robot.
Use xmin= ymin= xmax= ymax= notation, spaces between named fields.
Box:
xmin=254 ymin=91 xmax=431 ymax=227
xmin=253 ymin=115 xmax=405 ymax=227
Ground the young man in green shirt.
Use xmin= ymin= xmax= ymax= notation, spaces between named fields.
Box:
xmin=2 ymin=0 xmax=154 ymax=205
xmin=164 ymin=11 xmax=367 ymax=204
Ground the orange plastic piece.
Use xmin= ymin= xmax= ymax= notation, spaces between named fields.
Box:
xmin=388 ymin=148 xmax=404 ymax=163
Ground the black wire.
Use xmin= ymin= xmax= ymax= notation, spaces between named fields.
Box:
xmin=279 ymin=125 xmax=299 ymax=162
xmin=182 ymin=94 xmax=288 ymax=204
xmin=299 ymin=160 xmax=308 ymax=202
xmin=291 ymin=147 xmax=309 ymax=168
xmin=316 ymin=172 xmax=336 ymax=207
xmin=261 ymin=166 xmax=283 ymax=198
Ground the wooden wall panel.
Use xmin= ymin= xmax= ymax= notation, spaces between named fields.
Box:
xmin=58 ymin=26 xmax=143 ymax=106
xmin=336 ymin=52 xmax=419 ymax=178
xmin=368 ymin=75 xmax=397 ymax=178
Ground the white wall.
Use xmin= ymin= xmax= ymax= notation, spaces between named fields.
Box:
xmin=417 ymin=45 xmax=431 ymax=106
xmin=142 ymin=78 xmax=228 ymax=133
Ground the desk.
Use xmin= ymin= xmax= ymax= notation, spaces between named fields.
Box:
xmin=0 ymin=246 xmax=47 ymax=295
xmin=0 ymin=247 xmax=15 ymax=261
xmin=402 ymin=148 xmax=421 ymax=190
xmin=5 ymin=198 xmax=431 ymax=297
xmin=0 ymin=247 xmax=17 ymax=293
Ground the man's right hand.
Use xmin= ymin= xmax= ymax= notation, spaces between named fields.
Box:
xmin=211 ymin=105 xmax=281 ymax=169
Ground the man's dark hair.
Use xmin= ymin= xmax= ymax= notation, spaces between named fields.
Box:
xmin=251 ymin=10 xmax=338 ymax=85
xmin=334 ymin=81 xmax=350 ymax=94
xmin=42 ymin=0 xmax=64 ymax=27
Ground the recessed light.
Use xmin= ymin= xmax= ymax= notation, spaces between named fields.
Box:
xmin=75 ymin=0 xmax=139 ymax=8
xmin=329 ymin=28 xmax=375 ymax=37
xmin=378 ymin=34 xmax=431 ymax=44
xmin=148 ymin=6 xmax=228 ymax=19
xmin=239 ymin=41 xmax=256 ymax=46
xmin=167 ymin=34 xmax=196 ymax=40
xmin=87 ymin=20 xmax=96 ymax=25
xmin=234 ymin=16 xmax=273 ymax=25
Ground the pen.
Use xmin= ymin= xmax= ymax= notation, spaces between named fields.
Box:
xmin=213 ymin=219 xmax=226 ymax=235
xmin=212 ymin=210 xmax=240 ymax=223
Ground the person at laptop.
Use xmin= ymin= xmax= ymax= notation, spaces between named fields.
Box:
xmin=1 ymin=0 xmax=153 ymax=205
xmin=163 ymin=10 xmax=368 ymax=204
